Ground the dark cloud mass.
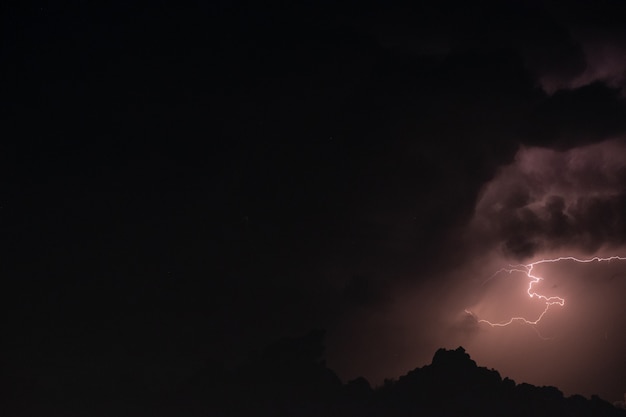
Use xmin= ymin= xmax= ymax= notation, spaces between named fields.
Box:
xmin=472 ymin=140 xmax=626 ymax=258
xmin=3 ymin=0 xmax=626 ymax=414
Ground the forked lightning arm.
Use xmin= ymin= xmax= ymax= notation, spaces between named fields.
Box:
xmin=467 ymin=256 xmax=626 ymax=329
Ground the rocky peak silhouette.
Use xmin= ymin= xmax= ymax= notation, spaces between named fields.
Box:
xmin=154 ymin=335 xmax=626 ymax=417
xmin=431 ymin=346 xmax=476 ymax=369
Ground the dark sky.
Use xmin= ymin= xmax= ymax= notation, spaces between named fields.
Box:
xmin=3 ymin=0 xmax=626 ymax=410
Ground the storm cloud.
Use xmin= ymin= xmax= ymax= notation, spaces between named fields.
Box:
xmin=472 ymin=139 xmax=626 ymax=259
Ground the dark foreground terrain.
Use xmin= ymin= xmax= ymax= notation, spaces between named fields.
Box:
xmin=5 ymin=330 xmax=626 ymax=416
xmin=152 ymin=331 xmax=626 ymax=416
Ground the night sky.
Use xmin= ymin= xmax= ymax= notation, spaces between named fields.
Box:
xmin=3 ymin=0 xmax=626 ymax=412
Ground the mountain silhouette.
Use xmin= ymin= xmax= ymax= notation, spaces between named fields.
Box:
xmin=154 ymin=331 xmax=626 ymax=417
xmin=6 ymin=330 xmax=624 ymax=416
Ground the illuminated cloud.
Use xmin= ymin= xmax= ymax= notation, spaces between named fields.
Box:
xmin=471 ymin=139 xmax=626 ymax=259
xmin=537 ymin=40 xmax=626 ymax=95
xmin=451 ymin=140 xmax=626 ymax=402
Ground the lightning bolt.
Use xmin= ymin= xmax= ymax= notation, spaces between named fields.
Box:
xmin=466 ymin=256 xmax=626 ymax=335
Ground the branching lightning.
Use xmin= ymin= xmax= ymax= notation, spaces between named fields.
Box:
xmin=466 ymin=256 xmax=626 ymax=334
